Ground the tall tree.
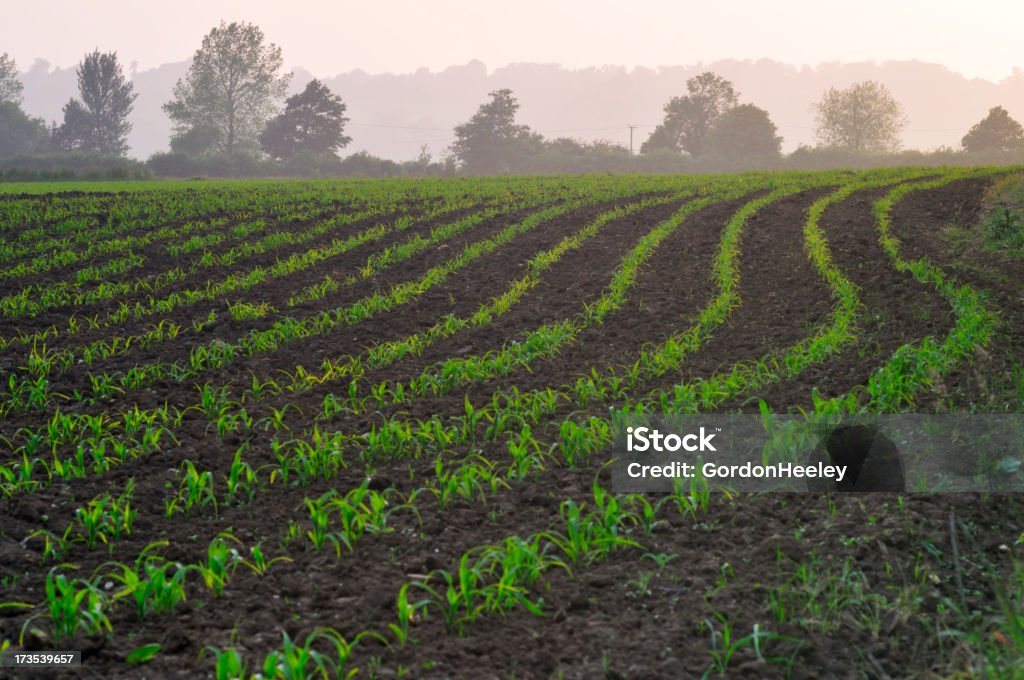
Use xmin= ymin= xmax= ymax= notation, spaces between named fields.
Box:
xmin=0 ymin=53 xmax=23 ymax=105
xmin=961 ymin=106 xmax=1024 ymax=153
xmin=0 ymin=103 xmax=49 ymax=157
xmin=704 ymin=104 xmax=782 ymax=164
xmin=163 ymin=21 xmax=291 ymax=155
xmin=641 ymin=72 xmax=738 ymax=156
xmin=813 ymin=81 xmax=907 ymax=152
xmin=52 ymin=50 xmax=136 ymax=155
xmin=259 ymin=79 xmax=351 ymax=160
xmin=0 ymin=53 xmax=47 ymax=157
xmin=450 ymin=89 xmax=543 ymax=174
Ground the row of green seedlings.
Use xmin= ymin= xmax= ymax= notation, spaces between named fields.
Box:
xmin=11 ymin=533 xmax=362 ymax=675
xmin=205 ymin=476 xmax=724 ymax=679
xmin=0 ymin=191 xmax=241 ymax=262
xmin=0 ymin=199 xmax=111 ymax=238
xmin=272 ymin=172 xmax=912 ymax=473
xmin=463 ymin=168 xmax=997 ymax=489
xmin=28 ymin=178 xmax=804 ymax=512
xmin=0 ymin=405 xmax=178 ymax=496
xmin=180 ymin=188 xmax=709 ymax=438
xmin=294 ymin=179 xmax=829 ymax=467
xmin=72 ymin=178 xmax=744 ymax=461
xmin=10 ymin=534 xmax=288 ymax=648
xmin=0 ymin=175 xmax=856 ymax=506
xmin=17 ymin=405 xmax=512 ymax=564
xmin=0 ymin=182 xmax=579 ymax=407
xmin=0 ymin=256 xmax=183 ymax=321
xmin=0 ymin=182 xmax=672 ymax=480
xmin=656 ymin=167 xmax=1002 ymax=418
xmin=0 ymin=175 xmax=619 ymax=349
xmin=484 ymin=168 xmax=983 ymax=460
xmin=4 ymin=252 xmax=148 ymax=289
xmin=477 ymin=168 xmax=933 ymax=421
xmin=163 ymin=176 xmax=844 ymax=504
xmin=163 ymin=377 xmax=574 ymax=520
xmin=0 ymin=175 xmax=453 ymax=262
xmin=648 ymin=171 xmax=929 ymax=415
xmin=0 ymin=193 xmax=554 ymax=411
xmin=0 ymin=212 xmax=242 ymax=284
xmin=0 ymin=187 xmax=486 ymax=327
xmin=267 ymin=184 xmax=728 ymax=420
xmin=373 ymin=478 xmax=773 ymax=680
xmin=851 ymin=170 xmax=1003 ymax=411
xmin=310 ymin=185 xmax=753 ymax=419
xmin=26 ymin=481 xmax=139 ymax=564
xmin=0 ymin=180 xmax=512 ymax=349
xmin=197 ymin=183 xmax=737 ymax=421
xmin=20 ymin=407 xmax=541 ymax=568
xmin=5 ymin=439 xmax=560 ymax=656
xmin=0 ymin=203 xmax=478 ymax=400
xmin=0 ymin=180 xmax=274 ymax=238
xmin=0 ymin=211 xmax=282 ymax=312
xmin=8 ymin=436 xmax=711 ymax=678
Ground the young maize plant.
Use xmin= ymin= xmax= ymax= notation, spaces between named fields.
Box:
xmin=0 ymin=189 xmax=647 ymax=477
xmin=164 ymin=460 xmax=218 ymax=517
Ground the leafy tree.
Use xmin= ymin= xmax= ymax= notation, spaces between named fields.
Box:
xmin=638 ymin=124 xmax=677 ymax=155
xmin=705 ymin=104 xmax=782 ymax=164
xmin=0 ymin=102 xmax=49 ymax=157
xmin=51 ymin=100 xmax=92 ymax=151
xmin=534 ymin=137 xmax=632 ymax=173
xmin=259 ymin=79 xmax=350 ymax=160
xmin=641 ymin=72 xmax=738 ymax=156
xmin=813 ymin=81 xmax=907 ymax=152
xmin=0 ymin=53 xmax=23 ymax=105
xmin=52 ymin=50 xmax=136 ymax=156
xmin=403 ymin=144 xmax=440 ymax=176
xmin=168 ymin=124 xmax=223 ymax=156
xmin=337 ymin=151 xmax=400 ymax=177
xmin=450 ymin=89 xmax=544 ymax=174
xmin=961 ymin=106 xmax=1024 ymax=153
xmin=163 ymin=21 xmax=291 ymax=155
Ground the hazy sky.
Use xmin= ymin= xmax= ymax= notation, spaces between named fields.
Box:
xmin=4 ymin=0 xmax=1024 ymax=80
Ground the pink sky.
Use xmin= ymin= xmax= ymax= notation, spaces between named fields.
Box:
xmin=4 ymin=0 xmax=1023 ymax=80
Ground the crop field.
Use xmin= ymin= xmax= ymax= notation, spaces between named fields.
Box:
xmin=0 ymin=169 xmax=1023 ymax=678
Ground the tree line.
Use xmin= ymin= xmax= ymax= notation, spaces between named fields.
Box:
xmin=3 ymin=21 xmax=1024 ymax=178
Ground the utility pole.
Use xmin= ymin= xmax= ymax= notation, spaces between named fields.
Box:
xmin=628 ymin=125 xmax=636 ymax=155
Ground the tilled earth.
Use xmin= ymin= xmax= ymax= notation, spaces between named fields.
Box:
xmin=0 ymin=175 xmax=1021 ymax=679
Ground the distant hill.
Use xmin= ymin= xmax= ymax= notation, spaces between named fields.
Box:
xmin=18 ymin=57 xmax=1024 ymax=161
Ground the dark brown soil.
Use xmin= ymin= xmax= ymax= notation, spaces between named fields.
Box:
xmin=0 ymin=175 xmax=1021 ymax=680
